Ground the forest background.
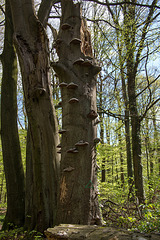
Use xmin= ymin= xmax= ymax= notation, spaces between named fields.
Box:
xmin=0 ymin=0 xmax=160 ymax=238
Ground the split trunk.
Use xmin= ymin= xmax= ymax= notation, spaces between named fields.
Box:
xmin=53 ymin=0 xmax=102 ymax=225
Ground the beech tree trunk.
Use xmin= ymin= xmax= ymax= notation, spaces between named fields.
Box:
xmin=123 ymin=3 xmax=145 ymax=204
xmin=114 ymin=11 xmax=133 ymax=192
xmin=53 ymin=0 xmax=101 ymax=225
xmin=1 ymin=0 xmax=25 ymax=229
xmin=9 ymin=0 xmax=60 ymax=232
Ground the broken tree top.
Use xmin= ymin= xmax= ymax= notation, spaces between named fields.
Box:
xmin=45 ymin=224 xmax=160 ymax=240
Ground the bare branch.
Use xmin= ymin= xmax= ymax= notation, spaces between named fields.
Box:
xmin=145 ymin=42 xmax=152 ymax=109
xmin=86 ymin=0 xmax=160 ymax=10
xmin=0 ymin=4 xmax=5 ymax=15
xmin=140 ymin=98 xmax=160 ymax=122
xmin=135 ymin=74 xmax=160 ymax=99
xmin=134 ymin=0 xmax=158 ymax=76
xmin=38 ymin=0 xmax=60 ymax=27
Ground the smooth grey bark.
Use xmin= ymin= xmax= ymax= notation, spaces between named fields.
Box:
xmin=9 ymin=0 xmax=60 ymax=232
xmin=52 ymin=0 xmax=101 ymax=225
xmin=1 ymin=0 xmax=25 ymax=229
xmin=38 ymin=0 xmax=60 ymax=28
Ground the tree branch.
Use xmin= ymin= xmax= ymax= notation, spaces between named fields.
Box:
xmin=0 ymin=4 xmax=5 ymax=15
xmin=135 ymin=74 xmax=160 ymax=99
xmin=140 ymin=98 xmax=160 ymax=122
xmin=38 ymin=0 xmax=60 ymax=27
xmin=86 ymin=0 xmax=160 ymax=9
xmin=134 ymin=0 xmax=158 ymax=76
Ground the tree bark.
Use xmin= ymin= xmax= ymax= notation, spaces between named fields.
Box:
xmin=112 ymin=4 xmax=133 ymax=191
xmin=98 ymin=76 xmax=105 ymax=182
xmin=53 ymin=0 xmax=101 ymax=225
xmin=1 ymin=0 xmax=25 ymax=229
xmin=123 ymin=2 xmax=145 ymax=204
xmin=9 ymin=0 xmax=60 ymax=232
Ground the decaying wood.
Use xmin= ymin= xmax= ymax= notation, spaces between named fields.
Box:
xmin=81 ymin=18 xmax=93 ymax=57
xmin=52 ymin=0 xmax=102 ymax=225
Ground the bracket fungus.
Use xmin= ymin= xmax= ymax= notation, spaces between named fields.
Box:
xmin=68 ymin=98 xmax=79 ymax=104
xmin=57 ymin=144 xmax=62 ymax=148
xmin=73 ymin=58 xmax=84 ymax=65
xmin=87 ymin=110 xmax=98 ymax=120
xmin=70 ymin=38 xmax=82 ymax=45
xmin=67 ymin=148 xmax=79 ymax=153
xmin=63 ymin=166 xmax=75 ymax=172
xmin=67 ymin=82 xmax=78 ymax=89
xmin=61 ymin=23 xmax=71 ymax=30
xmin=59 ymin=82 xmax=68 ymax=88
xmin=82 ymin=60 xmax=93 ymax=67
xmin=59 ymin=129 xmax=67 ymax=134
xmin=75 ymin=140 xmax=89 ymax=147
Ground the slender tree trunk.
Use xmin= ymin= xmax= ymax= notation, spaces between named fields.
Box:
xmin=115 ymin=89 xmax=125 ymax=186
xmin=9 ymin=0 xmax=60 ymax=232
xmin=123 ymin=2 xmax=145 ymax=204
xmin=129 ymin=109 xmax=144 ymax=203
xmin=53 ymin=0 xmax=101 ymax=225
xmin=127 ymin=59 xmax=144 ymax=204
xmin=115 ymin=23 xmax=133 ymax=190
xmin=124 ymin=110 xmax=133 ymax=183
xmin=105 ymin=118 xmax=111 ymax=183
xmin=118 ymin=129 xmax=124 ymax=186
xmin=1 ymin=0 xmax=25 ymax=229
xmin=99 ymin=76 xmax=105 ymax=182
xmin=145 ymin=137 xmax=150 ymax=181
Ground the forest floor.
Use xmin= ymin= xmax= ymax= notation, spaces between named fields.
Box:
xmin=0 ymin=204 xmax=160 ymax=239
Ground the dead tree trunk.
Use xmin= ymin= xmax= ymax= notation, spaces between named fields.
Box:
xmin=52 ymin=0 xmax=102 ymax=225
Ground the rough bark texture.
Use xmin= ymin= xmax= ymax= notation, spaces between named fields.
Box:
xmin=52 ymin=0 xmax=101 ymax=225
xmin=1 ymin=0 xmax=25 ymax=229
xmin=9 ymin=0 xmax=60 ymax=232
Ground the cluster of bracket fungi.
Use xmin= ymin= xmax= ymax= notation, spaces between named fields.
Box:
xmin=57 ymin=80 xmax=101 ymax=155
xmin=54 ymin=21 xmax=101 ymax=72
xmin=56 ymin=21 xmax=101 ymax=155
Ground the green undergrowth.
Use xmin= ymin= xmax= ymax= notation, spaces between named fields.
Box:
xmin=0 ymin=205 xmax=45 ymax=240
xmin=0 ymin=204 xmax=6 ymax=227
xmin=0 ymin=228 xmax=45 ymax=240
xmin=99 ymin=177 xmax=160 ymax=233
